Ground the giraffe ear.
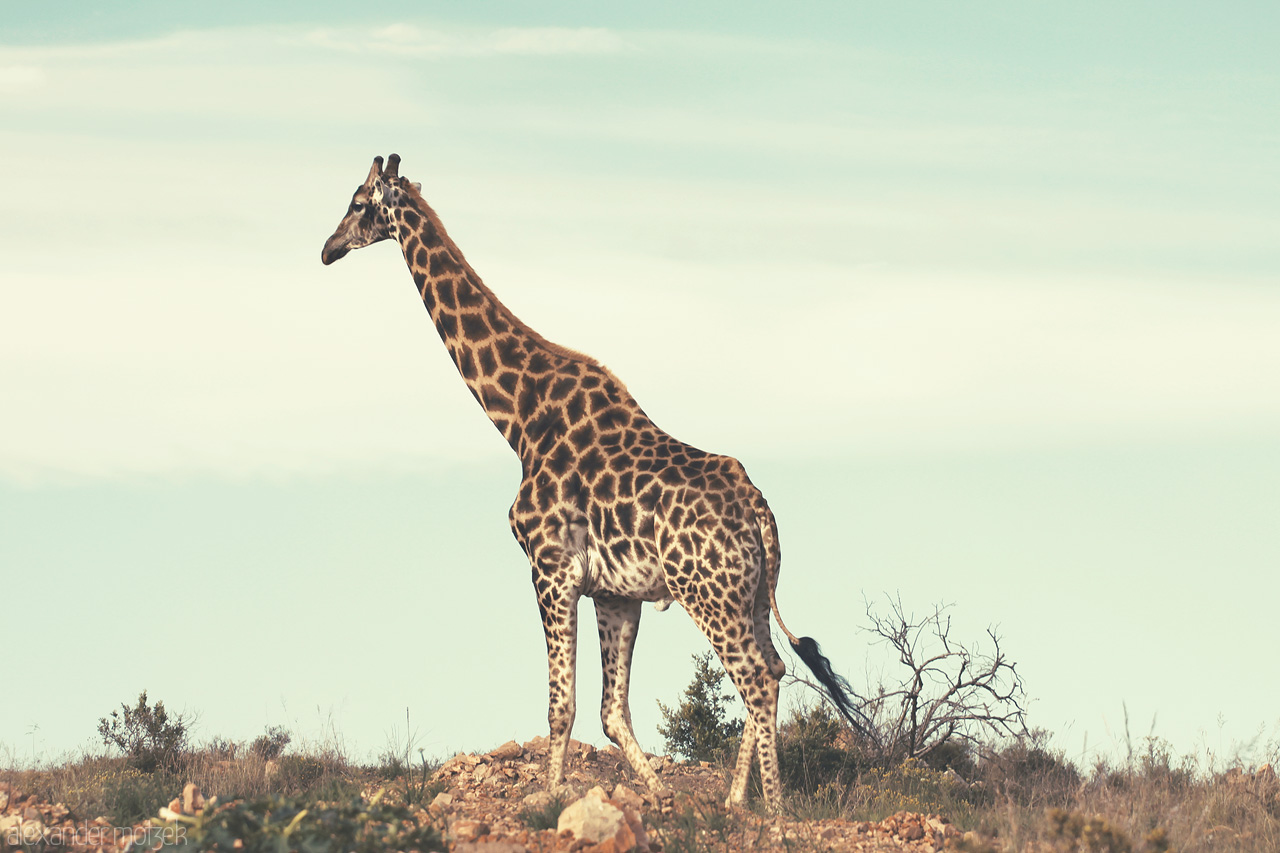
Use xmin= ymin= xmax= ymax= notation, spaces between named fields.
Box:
xmin=365 ymin=156 xmax=384 ymax=185
xmin=385 ymin=153 xmax=401 ymax=178
xmin=410 ymin=182 xmax=422 ymax=194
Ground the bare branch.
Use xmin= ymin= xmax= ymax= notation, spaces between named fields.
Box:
xmin=855 ymin=595 xmax=1029 ymax=761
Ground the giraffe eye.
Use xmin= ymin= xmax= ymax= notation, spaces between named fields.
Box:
xmin=352 ymin=201 xmax=366 ymax=213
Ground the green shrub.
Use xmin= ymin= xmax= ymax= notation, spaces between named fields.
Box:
xmin=657 ymin=652 xmax=744 ymax=764
xmin=978 ymin=730 xmax=1079 ymax=806
xmin=1045 ymin=808 xmax=1135 ymax=853
xmin=99 ymin=766 xmax=184 ymax=825
xmin=921 ymin=737 xmax=978 ymax=778
xmin=249 ymin=726 xmax=292 ymax=761
xmin=153 ymin=791 xmax=442 ymax=853
xmin=777 ymin=703 xmax=862 ymax=795
xmin=97 ymin=691 xmax=189 ymax=772
xmin=275 ymin=755 xmax=327 ymax=791
xmin=854 ymin=757 xmax=980 ymax=823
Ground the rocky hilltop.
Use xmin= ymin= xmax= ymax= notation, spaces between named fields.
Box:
xmin=1 ymin=735 xmax=963 ymax=852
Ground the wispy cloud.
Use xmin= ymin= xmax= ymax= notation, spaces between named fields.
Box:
xmin=0 ymin=22 xmax=630 ymax=67
xmin=299 ymin=23 xmax=629 ymax=58
xmin=2 ymin=16 xmax=1276 ymax=482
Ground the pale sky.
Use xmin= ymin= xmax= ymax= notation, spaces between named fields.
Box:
xmin=2 ymin=2 xmax=1277 ymax=770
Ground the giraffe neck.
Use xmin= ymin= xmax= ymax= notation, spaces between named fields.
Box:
xmin=392 ymin=191 xmax=605 ymax=461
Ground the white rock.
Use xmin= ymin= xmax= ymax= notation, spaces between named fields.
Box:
xmin=0 ymin=815 xmax=44 ymax=846
xmin=522 ymin=791 xmax=556 ymax=809
xmin=557 ymin=788 xmax=634 ymax=850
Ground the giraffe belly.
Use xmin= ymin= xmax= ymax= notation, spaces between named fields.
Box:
xmin=581 ymin=545 xmax=671 ymax=603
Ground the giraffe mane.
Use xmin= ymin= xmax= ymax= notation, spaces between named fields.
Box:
xmin=402 ymin=182 xmax=633 ymax=394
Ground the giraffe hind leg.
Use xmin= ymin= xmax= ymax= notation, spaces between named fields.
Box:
xmin=709 ymin=624 xmax=783 ymax=807
xmin=754 ymin=563 xmax=785 ymax=680
xmin=664 ymin=561 xmax=783 ymax=805
xmin=595 ymin=597 xmax=664 ymax=793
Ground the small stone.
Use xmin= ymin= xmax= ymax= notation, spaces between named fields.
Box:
xmin=183 ymin=783 xmax=204 ymax=814
xmin=431 ymin=791 xmax=454 ymax=810
xmin=490 ymin=740 xmax=523 ymax=761
xmin=452 ymin=818 xmax=490 ymax=842
xmin=610 ymin=784 xmax=644 ymax=812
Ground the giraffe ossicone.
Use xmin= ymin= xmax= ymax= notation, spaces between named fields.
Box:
xmin=320 ymin=154 xmax=869 ymax=807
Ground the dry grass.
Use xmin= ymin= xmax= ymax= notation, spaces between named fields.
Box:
xmin=766 ymin=713 xmax=1280 ymax=852
xmin=991 ymin=759 xmax=1280 ymax=852
xmin=2 ymin=739 xmax=365 ymax=827
xmin=4 ymin=718 xmax=1277 ymax=853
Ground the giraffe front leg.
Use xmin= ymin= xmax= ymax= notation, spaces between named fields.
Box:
xmin=533 ymin=565 xmax=580 ymax=791
xmin=595 ymin=597 xmax=665 ymax=794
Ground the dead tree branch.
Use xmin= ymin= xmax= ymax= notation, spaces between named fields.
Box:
xmin=859 ymin=594 xmax=1030 ymax=761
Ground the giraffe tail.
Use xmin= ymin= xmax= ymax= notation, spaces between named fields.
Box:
xmin=753 ymin=490 xmax=876 ymax=742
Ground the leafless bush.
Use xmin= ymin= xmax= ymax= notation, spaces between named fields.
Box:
xmin=859 ymin=596 xmax=1029 ymax=762
xmin=786 ymin=596 xmax=1029 ymax=765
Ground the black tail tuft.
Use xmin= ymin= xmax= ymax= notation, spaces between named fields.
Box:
xmin=791 ymin=636 xmax=876 ymax=742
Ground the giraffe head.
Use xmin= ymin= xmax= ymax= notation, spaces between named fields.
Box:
xmin=320 ymin=153 xmax=421 ymax=265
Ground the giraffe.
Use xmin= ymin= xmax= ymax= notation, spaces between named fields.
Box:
xmin=320 ymin=154 xmax=867 ymax=807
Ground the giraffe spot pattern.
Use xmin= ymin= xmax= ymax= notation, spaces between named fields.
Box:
xmin=322 ymin=161 xmax=802 ymax=808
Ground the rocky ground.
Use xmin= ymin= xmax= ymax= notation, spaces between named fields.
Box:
xmin=0 ymin=738 xmax=965 ymax=853
xmin=0 ymin=785 xmax=127 ymax=852
xmin=420 ymin=735 xmax=961 ymax=852
xmin=7 ymin=740 xmax=1276 ymax=852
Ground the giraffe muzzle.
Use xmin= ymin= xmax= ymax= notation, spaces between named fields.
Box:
xmin=320 ymin=237 xmax=350 ymax=266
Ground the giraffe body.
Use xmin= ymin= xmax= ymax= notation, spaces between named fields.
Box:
xmin=321 ymin=155 xmax=861 ymax=807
